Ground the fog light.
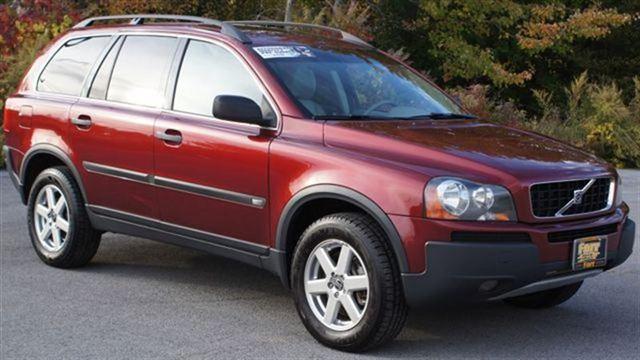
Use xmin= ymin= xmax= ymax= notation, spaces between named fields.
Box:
xmin=479 ymin=280 xmax=499 ymax=292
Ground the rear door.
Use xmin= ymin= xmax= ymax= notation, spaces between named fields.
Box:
xmin=154 ymin=39 xmax=278 ymax=246
xmin=69 ymin=35 xmax=180 ymax=218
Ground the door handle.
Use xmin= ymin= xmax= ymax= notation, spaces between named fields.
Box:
xmin=71 ymin=115 xmax=92 ymax=128
xmin=156 ymin=129 xmax=182 ymax=145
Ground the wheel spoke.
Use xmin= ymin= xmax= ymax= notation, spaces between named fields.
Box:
xmin=304 ymin=239 xmax=370 ymax=331
xmin=306 ymin=279 xmax=328 ymax=294
xmin=335 ymin=245 xmax=353 ymax=275
xmin=36 ymin=204 xmax=49 ymax=217
xmin=34 ymin=185 xmax=68 ymax=252
xmin=315 ymin=247 xmax=335 ymax=275
xmin=54 ymin=197 xmax=66 ymax=214
xmin=38 ymin=223 xmax=52 ymax=241
xmin=341 ymin=295 xmax=362 ymax=322
xmin=344 ymin=275 xmax=368 ymax=292
xmin=56 ymin=218 xmax=69 ymax=233
xmin=323 ymin=296 xmax=340 ymax=324
xmin=45 ymin=187 xmax=56 ymax=208
xmin=51 ymin=227 xmax=62 ymax=247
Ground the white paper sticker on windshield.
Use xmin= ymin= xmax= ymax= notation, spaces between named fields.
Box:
xmin=254 ymin=46 xmax=315 ymax=59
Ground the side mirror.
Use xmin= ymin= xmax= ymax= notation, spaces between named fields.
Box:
xmin=213 ymin=95 xmax=266 ymax=126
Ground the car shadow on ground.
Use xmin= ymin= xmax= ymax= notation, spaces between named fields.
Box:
xmin=71 ymin=233 xmax=621 ymax=358
xmin=77 ymin=234 xmax=287 ymax=299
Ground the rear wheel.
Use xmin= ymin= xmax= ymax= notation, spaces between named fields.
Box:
xmin=291 ymin=213 xmax=407 ymax=352
xmin=27 ymin=166 xmax=101 ymax=268
xmin=504 ymin=281 xmax=583 ymax=309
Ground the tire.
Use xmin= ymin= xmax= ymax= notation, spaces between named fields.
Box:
xmin=290 ymin=212 xmax=407 ymax=352
xmin=27 ymin=166 xmax=101 ymax=268
xmin=503 ymin=281 xmax=583 ymax=309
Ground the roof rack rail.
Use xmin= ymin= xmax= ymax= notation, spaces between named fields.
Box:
xmin=72 ymin=15 xmax=371 ymax=47
xmin=72 ymin=14 xmax=252 ymax=44
xmin=227 ymin=20 xmax=372 ymax=48
xmin=73 ymin=14 xmax=220 ymax=28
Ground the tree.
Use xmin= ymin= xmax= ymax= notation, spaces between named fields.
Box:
xmin=285 ymin=0 xmax=294 ymax=21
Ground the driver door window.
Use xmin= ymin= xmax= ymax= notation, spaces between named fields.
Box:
xmin=173 ymin=40 xmax=276 ymax=125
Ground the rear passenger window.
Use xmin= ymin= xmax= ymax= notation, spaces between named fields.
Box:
xmin=107 ymin=36 xmax=178 ymax=107
xmin=89 ymin=37 xmax=123 ymax=100
xmin=173 ymin=40 xmax=276 ymax=123
xmin=37 ymin=36 xmax=110 ymax=96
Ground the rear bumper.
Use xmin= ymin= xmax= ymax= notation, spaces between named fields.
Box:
xmin=401 ymin=218 xmax=635 ymax=307
xmin=2 ymin=145 xmax=24 ymax=199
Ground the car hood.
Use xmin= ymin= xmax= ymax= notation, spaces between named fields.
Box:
xmin=323 ymin=120 xmax=615 ymax=184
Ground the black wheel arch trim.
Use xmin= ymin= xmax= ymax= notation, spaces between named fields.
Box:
xmin=275 ymin=184 xmax=410 ymax=287
xmin=18 ymin=144 xmax=88 ymax=205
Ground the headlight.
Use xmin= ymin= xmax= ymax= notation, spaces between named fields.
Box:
xmin=425 ymin=177 xmax=517 ymax=221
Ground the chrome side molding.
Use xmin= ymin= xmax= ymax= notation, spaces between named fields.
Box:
xmin=82 ymin=161 xmax=266 ymax=208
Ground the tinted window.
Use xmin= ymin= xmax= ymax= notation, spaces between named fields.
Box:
xmin=37 ymin=36 xmax=110 ymax=96
xmin=107 ymin=36 xmax=178 ymax=107
xmin=89 ymin=37 xmax=123 ymax=100
xmin=173 ymin=40 xmax=275 ymax=123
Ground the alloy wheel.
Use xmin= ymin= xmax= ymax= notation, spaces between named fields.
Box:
xmin=304 ymin=239 xmax=370 ymax=331
xmin=33 ymin=184 xmax=70 ymax=252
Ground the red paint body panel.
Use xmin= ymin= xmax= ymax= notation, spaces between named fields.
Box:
xmin=154 ymin=112 xmax=272 ymax=245
xmin=323 ymin=120 xmax=618 ymax=224
xmin=69 ymin=99 xmax=158 ymax=218
xmin=2 ymin=23 xmax=630 ymax=278
xmin=4 ymin=93 xmax=74 ymax=167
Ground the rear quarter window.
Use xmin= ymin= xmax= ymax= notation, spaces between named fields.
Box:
xmin=37 ymin=36 xmax=111 ymax=96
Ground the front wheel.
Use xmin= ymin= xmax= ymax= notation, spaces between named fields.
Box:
xmin=291 ymin=213 xmax=407 ymax=352
xmin=504 ymin=281 xmax=583 ymax=309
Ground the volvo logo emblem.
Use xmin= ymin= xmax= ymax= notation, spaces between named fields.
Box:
xmin=555 ymin=178 xmax=596 ymax=216
xmin=327 ymin=275 xmax=344 ymax=291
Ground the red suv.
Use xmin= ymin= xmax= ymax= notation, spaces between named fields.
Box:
xmin=2 ymin=15 xmax=635 ymax=351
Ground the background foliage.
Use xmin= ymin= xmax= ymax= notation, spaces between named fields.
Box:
xmin=1 ymin=0 xmax=639 ymax=167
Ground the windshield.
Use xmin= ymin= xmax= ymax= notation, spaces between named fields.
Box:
xmin=254 ymin=44 xmax=466 ymax=119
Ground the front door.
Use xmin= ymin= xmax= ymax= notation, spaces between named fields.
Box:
xmin=154 ymin=39 xmax=278 ymax=245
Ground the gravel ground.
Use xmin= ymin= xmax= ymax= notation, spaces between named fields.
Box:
xmin=1 ymin=169 xmax=638 ymax=359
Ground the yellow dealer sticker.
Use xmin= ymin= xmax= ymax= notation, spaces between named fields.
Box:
xmin=572 ymin=236 xmax=607 ymax=271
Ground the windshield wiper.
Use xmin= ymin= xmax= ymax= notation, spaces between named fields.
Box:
xmin=401 ymin=112 xmax=477 ymax=120
xmin=312 ymin=113 xmax=477 ymax=121
xmin=312 ymin=115 xmax=395 ymax=120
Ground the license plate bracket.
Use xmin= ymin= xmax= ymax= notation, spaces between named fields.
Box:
xmin=572 ymin=236 xmax=607 ymax=271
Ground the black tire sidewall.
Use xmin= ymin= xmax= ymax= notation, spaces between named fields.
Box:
xmin=291 ymin=218 xmax=387 ymax=349
xmin=27 ymin=168 xmax=79 ymax=262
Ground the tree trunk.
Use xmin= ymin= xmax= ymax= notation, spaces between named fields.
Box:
xmin=285 ymin=0 xmax=294 ymax=22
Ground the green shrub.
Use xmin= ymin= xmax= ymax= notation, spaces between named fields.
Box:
xmin=582 ymin=82 xmax=640 ymax=167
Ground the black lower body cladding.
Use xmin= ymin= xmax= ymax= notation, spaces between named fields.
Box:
xmin=401 ymin=219 xmax=635 ymax=307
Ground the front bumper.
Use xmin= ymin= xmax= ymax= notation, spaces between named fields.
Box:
xmin=402 ymin=218 xmax=635 ymax=307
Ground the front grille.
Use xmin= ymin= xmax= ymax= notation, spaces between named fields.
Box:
xmin=530 ymin=177 xmax=612 ymax=217
xmin=548 ymin=223 xmax=619 ymax=243
xmin=451 ymin=232 xmax=531 ymax=243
